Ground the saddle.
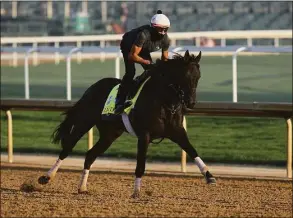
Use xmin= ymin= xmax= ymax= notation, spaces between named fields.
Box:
xmin=101 ymin=70 xmax=152 ymax=119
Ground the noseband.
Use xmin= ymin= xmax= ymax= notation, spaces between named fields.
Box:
xmin=165 ymin=84 xmax=186 ymax=114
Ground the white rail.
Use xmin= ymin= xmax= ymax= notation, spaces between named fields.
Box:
xmin=1 ymin=30 xmax=292 ymax=47
xmin=66 ymin=47 xmax=82 ymax=100
xmin=24 ymin=48 xmax=39 ymax=99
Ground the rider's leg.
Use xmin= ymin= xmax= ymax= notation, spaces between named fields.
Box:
xmin=115 ymin=52 xmax=136 ymax=114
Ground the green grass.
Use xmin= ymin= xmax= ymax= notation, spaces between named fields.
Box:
xmin=0 ymin=54 xmax=291 ymax=165
xmin=1 ymin=54 xmax=292 ymax=102
xmin=0 ymin=111 xmax=287 ymax=166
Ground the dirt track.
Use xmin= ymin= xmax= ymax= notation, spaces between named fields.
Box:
xmin=1 ymin=166 xmax=292 ymax=218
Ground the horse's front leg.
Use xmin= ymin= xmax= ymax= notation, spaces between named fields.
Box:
xmin=132 ymin=132 xmax=150 ymax=198
xmin=169 ymin=127 xmax=216 ymax=185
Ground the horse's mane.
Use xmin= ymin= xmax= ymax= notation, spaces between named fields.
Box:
xmin=149 ymin=51 xmax=200 ymax=77
xmin=152 ymin=53 xmax=189 ymax=67
xmin=172 ymin=52 xmax=198 ymax=62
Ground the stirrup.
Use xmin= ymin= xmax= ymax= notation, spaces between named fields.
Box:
xmin=114 ymin=105 xmax=124 ymax=115
xmin=124 ymin=100 xmax=133 ymax=108
xmin=114 ymin=101 xmax=133 ymax=115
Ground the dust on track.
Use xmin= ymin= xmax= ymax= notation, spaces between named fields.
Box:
xmin=1 ymin=165 xmax=292 ymax=218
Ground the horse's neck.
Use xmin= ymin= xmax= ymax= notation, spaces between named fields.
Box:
xmin=147 ymin=78 xmax=179 ymax=107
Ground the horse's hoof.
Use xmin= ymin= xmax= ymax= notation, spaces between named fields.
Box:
xmin=207 ymin=177 xmax=217 ymax=185
xmin=131 ymin=191 xmax=140 ymax=198
xmin=38 ymin=175 xmax=51 ymax=185
xmin=78 ymin=188 xmax=88 ymax=194
xmin=78 ymin=187 xmax=89 ymax=194
xmin=204 ymin=171 xmax=217 ymax=185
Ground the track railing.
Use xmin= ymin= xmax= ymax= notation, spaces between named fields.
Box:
xmin=1 ymin=99 xmax=292 ymax=178
xmin=1 ymin=30 xmax=291 ymax=47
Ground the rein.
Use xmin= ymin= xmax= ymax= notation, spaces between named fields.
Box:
xmin=165 ymin=84 xmax=186 ymax=114
xmin=150 ymin=84 xmax=185 ymax=145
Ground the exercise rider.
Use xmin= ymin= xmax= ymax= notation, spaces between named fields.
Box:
xmin=115 ymin=10 xmax=171 ymax=115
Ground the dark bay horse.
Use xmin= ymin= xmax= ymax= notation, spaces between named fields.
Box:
xmin=38 ymin=50 xmax=216 ymax=197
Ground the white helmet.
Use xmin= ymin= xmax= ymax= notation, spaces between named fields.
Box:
xmin=150 ymin=10 xmax=170 ymax=28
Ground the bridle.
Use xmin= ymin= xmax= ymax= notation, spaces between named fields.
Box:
xmin=151 ymin=83 xmax=186 ymax=145
xmin=165 ymin=84 xmax=186 ymax=115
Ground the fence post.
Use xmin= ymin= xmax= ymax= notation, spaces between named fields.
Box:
xmin=77 ymin=41 xmax=82 ymax=64
xmin=32 ymin=42 xmax=39 ymax=66
xmin=115 ymin=51 xmax=121 ymax=79
xmin=286 ymin=118 xmax=292 ymax=179
xmin=100 ymin=41 xmax=105 ymax=62
xmin=66 ymin=47 xmax=82 ymax=100
xmin=24 ymin=48 xmax=39 ymax=99
xmin=220 ymin=38 xmax=226 ymax=47
xmin=6 ymin=110 xmax=13 ymax=163
xmin=88 ymin=128 xmax=93 ymax=150
xmin=54 ymin=42 xmax=60 ymax=65
xmin=182 ymin=116 xmax=187 ymax=173
xmin=247 ymin=38 xmax=253 ymax=47
xmin=274 ymin=38 xmax=279 ymax=47
xmin=12 ymin=42 xmax=18 ymax=67
xmin=232 ymin=47 xmax=247 ymax=103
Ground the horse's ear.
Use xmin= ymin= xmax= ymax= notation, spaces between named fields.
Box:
xmin=195 ymin=51 xmax=202 ymax=63
xmin=184 ymin=50 xmax=190 ymax=61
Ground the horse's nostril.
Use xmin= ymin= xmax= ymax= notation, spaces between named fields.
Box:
xmin=188 ymin=102 xmax=196 ymax=109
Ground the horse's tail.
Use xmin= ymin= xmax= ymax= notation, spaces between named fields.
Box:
xmin=51 ymin=78 xmax=120 ymax=148
xmin=51 ymin=98 xmax=84 ymax=147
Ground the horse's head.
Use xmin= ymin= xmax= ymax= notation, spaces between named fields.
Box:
xmin=153 ymin=50 xmax=201 ymax=109
xmin=179 ymin=50 xmax=201 ymax=109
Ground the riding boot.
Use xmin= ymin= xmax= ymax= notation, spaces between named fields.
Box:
xmin=114 ymin=84 xmax=132 ymax=115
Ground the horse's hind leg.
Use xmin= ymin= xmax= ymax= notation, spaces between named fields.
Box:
xmin=78 ymin=124 xmax=123 ymax=193
xmin=38 ymin=122 xmax=94 ymax=185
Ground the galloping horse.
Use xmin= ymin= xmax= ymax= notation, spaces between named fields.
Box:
xmin=38 ymin=50 xmax=216 ymax=197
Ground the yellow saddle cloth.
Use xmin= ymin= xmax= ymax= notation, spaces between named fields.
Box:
xmin=101 ymin=77 xmax=150 ymax=117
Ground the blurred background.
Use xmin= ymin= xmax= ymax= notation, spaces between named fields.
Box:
xmin=1 ymin=1 xmax=292 ymax=36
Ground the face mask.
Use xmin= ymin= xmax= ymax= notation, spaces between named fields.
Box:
xmin=154 ymin=26 xmax=168 ymax=35
xmin=151 ymin=27 xmax=167 ymax=39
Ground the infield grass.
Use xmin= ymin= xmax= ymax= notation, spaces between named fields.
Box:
xmin=0 ymin=111 xmax=287 ymax=166
xmin=1 ymin=54 xmax=292 ymax=102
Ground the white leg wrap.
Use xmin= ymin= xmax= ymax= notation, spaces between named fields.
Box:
xmin=47 ymin=159 xmax=63 ymax=177
xmin=79 ymin=169 xmax=89 ymax=188
xmin=194 ymin=157 xmax=208 ymax=174
xmin=134 ymin=178 xmax=142 ymax=191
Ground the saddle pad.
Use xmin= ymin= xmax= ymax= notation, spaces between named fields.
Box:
xmin=101 ymin=84 xmax=119 ymax=116
xmin=101 ymin=77 xmax=151 ymax=117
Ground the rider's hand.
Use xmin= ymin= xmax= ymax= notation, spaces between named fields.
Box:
xmin=142 ymin=59 xmax=151 ymax=65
